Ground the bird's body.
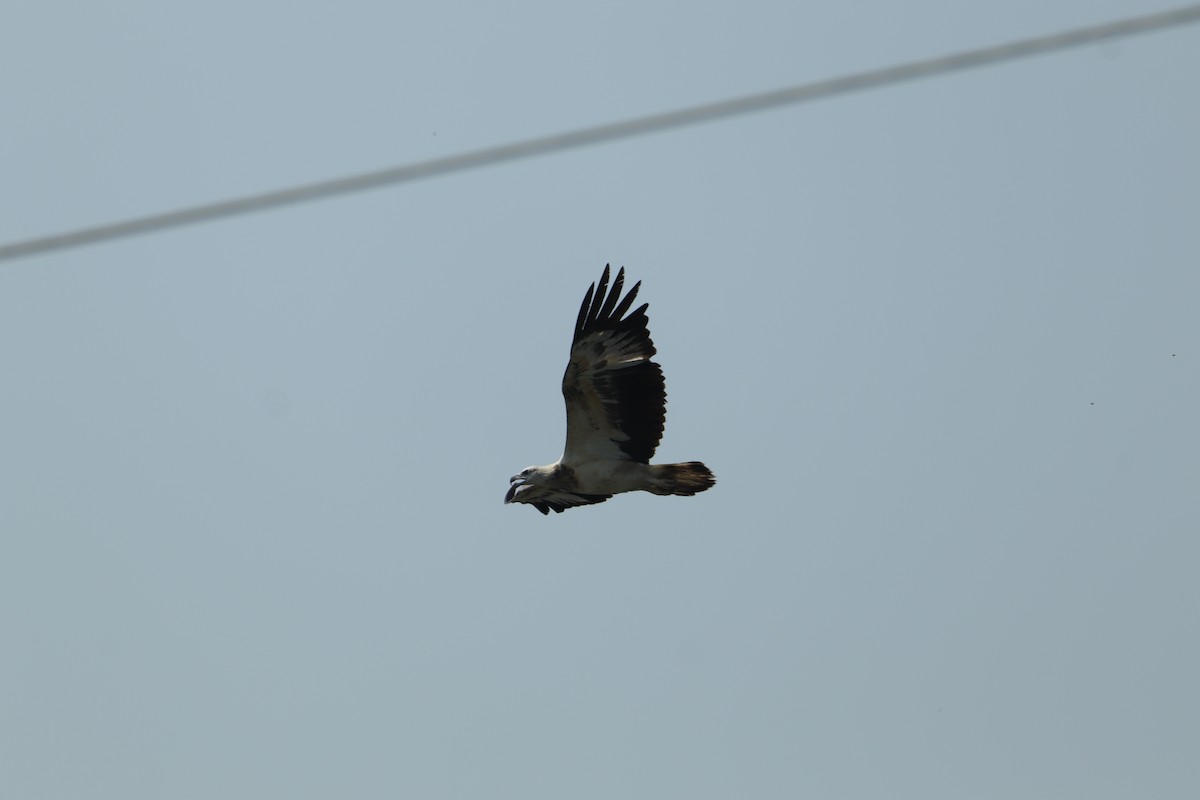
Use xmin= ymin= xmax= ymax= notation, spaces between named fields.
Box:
xmin=505 ymin=265 xmax=715 ymax=514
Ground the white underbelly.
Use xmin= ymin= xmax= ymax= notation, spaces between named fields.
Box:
xmin=570 ymin=460 xmax=652 ymax=495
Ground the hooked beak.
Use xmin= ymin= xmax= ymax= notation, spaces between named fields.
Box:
xmin=504 ymin=475 xmax=526 ymax=504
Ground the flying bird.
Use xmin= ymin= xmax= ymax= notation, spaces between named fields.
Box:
xmin=505 ymin=264 xmax=715 ymax=514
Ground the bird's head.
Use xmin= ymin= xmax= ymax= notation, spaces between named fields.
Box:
xmin=505 ymin=465 xmax=553 ymax=504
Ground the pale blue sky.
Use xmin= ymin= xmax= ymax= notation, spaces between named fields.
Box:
xmin=2 ymin=1 xmax=1198 ymax=797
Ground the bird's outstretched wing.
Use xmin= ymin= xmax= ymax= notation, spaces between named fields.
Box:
xmin=561 ymin=265 xmax=666 ymax=465
xmin=527 ymin=491 xmax=613 ymax=516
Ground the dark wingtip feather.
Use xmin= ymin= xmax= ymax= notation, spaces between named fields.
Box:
xmin=574 ymin=282 xmax=596 ymax=339
xmin=586 ymin=264 xmax=612 ymax=328
xmin=607 ymin=280 xmax=640 ymax=324
xmin=596 ymin=267 xmax=625 ymax=322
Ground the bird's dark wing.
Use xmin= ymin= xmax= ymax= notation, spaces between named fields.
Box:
xmin=527 ymin=491 xmax=613 ymax=515
xmin=561 ymin=264 xmax=666 ymax=465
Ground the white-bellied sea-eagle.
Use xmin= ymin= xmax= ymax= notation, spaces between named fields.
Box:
xmin=505 ymin=264 xmax=715 ymax=514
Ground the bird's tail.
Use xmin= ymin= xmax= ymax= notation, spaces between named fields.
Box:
xmin=649 ymin=462 xmax=716 ymax=496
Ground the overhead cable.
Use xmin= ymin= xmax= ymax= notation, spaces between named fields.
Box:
xmin=2 ymin=4 xmax=1198 ymax=263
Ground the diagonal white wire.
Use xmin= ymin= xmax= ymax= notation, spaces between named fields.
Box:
xmin=3 ymin=4 xmax=1199 ymax=263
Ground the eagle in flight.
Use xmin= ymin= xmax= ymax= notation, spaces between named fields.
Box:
xmin=505 ymin=264 xmax=715 ymax=514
